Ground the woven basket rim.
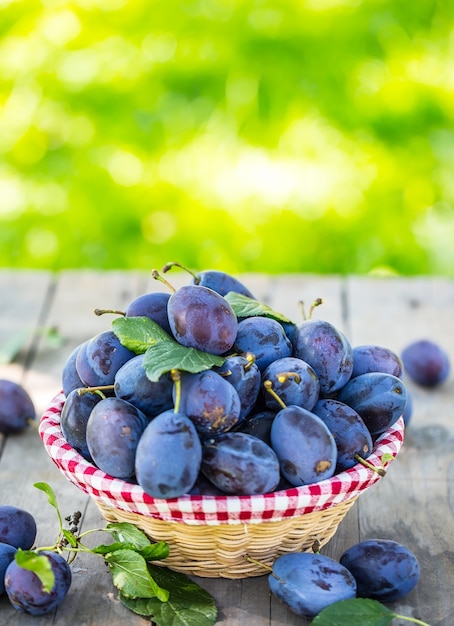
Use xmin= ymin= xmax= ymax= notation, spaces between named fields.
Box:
xmin=39 ymin=391 xmax=405 ymax=526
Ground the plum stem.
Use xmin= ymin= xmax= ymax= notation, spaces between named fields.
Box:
xmin=354 ymin=453 xmax=387 ymax=477
xmin=152 ymin=269 xmax=176 ymax=293
xmin=162 ymin=261 xmax=200 ymax=283
xmin=263 ymin=380 xmax=287 ymax=410
xmin=93 ymin=308 xmax=126 ymax=316
xmin=171 ymin=369 xmax=182 ymax=413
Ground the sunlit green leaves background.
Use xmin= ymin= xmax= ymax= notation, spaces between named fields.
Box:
xmin=1 ymin=0 xmax=453 ymax=275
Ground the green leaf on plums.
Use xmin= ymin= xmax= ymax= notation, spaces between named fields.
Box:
xmin=142 ymin=340 xmax=224 ymax=382
xmin=15 ymin=549 xmax=55 ymax=593
xmin=224 ymin=292 xmax=294 ymax=323
xmin=112 ymin=315 xmax=225 ymax=381
xmin=105 ymin=549 xmax=170 ymax=601
xmin=311 ymin=598 xmax=431 ymax=626
xmin=112 ymin=316 xmax=171 ymax=354
xmin=120 ymin=563 xmax=217 ymax=626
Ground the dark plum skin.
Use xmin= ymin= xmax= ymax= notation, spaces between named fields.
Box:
xmin=0 ymin=506 xmax=37 ymax=550
xmin=61 ymin=342 xmax=86 ymax=397
xmin=125 ymin=291 xmax=172 ymax=334
xmin=340 ymin=539 xmax=420 ymax=602
xmin=5 ymin=550 xmax=72 ymax=616
xmin=76 ymin=330 xmax=135 ymax=387
xmin=269 ymin=552 xmax=357 ymax=618
xmin=337 ymin=372 xmax=408 ymax=435
xmin=201 ymin=432 xmax=281 ymax=495
xmin=312 ymin=398 xmax=373 ymax=471
xmin=214 ymin=355 xmax=261 ymax=420
xmin=270 ymin=405 xmax=337 ymax=486
xmin=0 ymin=379 xmax=36 ymax=435
xmin=60 ymin=388 xmax=104 ymax=461
xmin=0 ymin=543 xmax=17 ymax=595
xmin=261 ymin=356 xmax=320 ymax=412
xmin=168 ymin=284 xmax=238 ymax=355
xmin=177 ymin=370 xmax=241 ymax=436
xmin=86 ymin=397 xmax=147 ymax=479
xmin=192 ymin=269 xmax=255 ymax=298
xmin=114 ymin=354 xmax=173 ymax=419
xmin=234 ymin=410 xmax=276 ymax=446
xmin=292 ymin=319 xmax=353 ymax=396
xmin=233 ymin=316 xmax=293 ymax=372
xmin=352 ymin=344 xmax=403 ymax=378
xmin=135 ymin=410 xmax=202 ymax=499
xmin=401 ymin=339 xmax=451 ymax=387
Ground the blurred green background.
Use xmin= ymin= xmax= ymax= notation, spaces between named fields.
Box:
xmin=1 ymin=0 xmax=454 ymax=276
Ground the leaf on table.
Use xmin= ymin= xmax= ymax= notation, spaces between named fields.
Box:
xmin=0 ymin=330 xmax=32 ymax=364
xmin=224 ymin=292 xmax=294 ymax=323
xmin=33 ymin=482 xmax=63 ymax=529
xmin=105 ymin=549 xmax=169 ymax=602
xmin=311 ymin=598 xmax=395 ymax=626
xmin=120 ymin=563 xmax=217 ymax=626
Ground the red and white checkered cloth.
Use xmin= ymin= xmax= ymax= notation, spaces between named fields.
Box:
xmin=39 ymin=392 xmax=405 ymax=526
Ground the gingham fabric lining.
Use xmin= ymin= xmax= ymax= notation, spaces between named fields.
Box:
xmin=39 ymin=391 xmax=405 ymax=526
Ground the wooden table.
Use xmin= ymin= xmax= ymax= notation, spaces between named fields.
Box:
xmin=1 ymin=270 xmax=453 ymax=626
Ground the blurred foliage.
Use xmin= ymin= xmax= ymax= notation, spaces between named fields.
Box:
xmin=1 ymin=0 xmax=454 ymax=275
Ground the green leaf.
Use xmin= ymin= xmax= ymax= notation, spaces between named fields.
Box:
xmin=104 ymin=522 xmax=152 ymax=550
xmin=120 ymin=563 xmax=217 ymax=626
xmin=15 ymin=550 xmax=55 ymax=594
xmin=105 ymin=549 xmax=169 ymax=602
xmin=92 ymin=541 xmax=169 ymax=561
xmin=142 ymin=342 xmax=224 ymax=382
xmin=224 ymin=292 xmax=294 ymax=323
xmin=112 ymin=316 xmax=171 ymax=354
xmin=33 ymin=482 xmax=63 ymax=530
xmin=62 ymin=529 xmax=78 ymax=548
xmin=312 ymin=598 xmax=395 ymax=626
xmin=112 ymin=316 xmax=225 ymax=381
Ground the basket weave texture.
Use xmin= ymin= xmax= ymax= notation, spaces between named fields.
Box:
xmin=40 ymin=392 xmax=405 ymax=578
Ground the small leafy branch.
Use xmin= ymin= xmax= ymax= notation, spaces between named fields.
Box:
xmin=16 ymin=483 xmax=217 ymax=626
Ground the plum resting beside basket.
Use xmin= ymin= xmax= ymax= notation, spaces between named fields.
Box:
xmin=39 ymin=392 xmax=405 ymax=579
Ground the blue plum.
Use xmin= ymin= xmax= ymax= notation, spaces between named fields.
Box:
xmin=340 ymin=539 xmax=420 ymax=602
xmin=76 ymin=330 xmax=135 ymax=387
xmin=401 ymin=339 xmax=450 ymax=388
xmin=337 ymin=372 xmax=408 ymax=435
xmin=201 ymin=432 xmax=281 ymax=495
xmin=5 ymin=550 xmax=72 ymax=615
xmin=352 ymin=344 xmax=403 ymax=378
xmin=214 ymin=354 xmax=261 ymax=420
xmin=86 ymin=397 xmax=147 ymax=479
xmin=114 ymin=354 xmax=173 ymax=419
xmin=312 ymin=398 xmax=373 ymax=471
xmin=292 ymin=319 xmax=353 ymax=396
xmin=135 ymin=409 xmax=202 ymax=499
xmin=191 ymin=269 xmax=255 ymax=298
xmin=261 ymin=356 xmax=320 ymax=412
xmin=167 ymin=285 xmax=238 ymax=355
xmin=125 ymin=291 xmax=172 ymax=334
xmin=0 ymin=506 xmax=37 ymax=550
xmin=177 ymin=370 xmax=241 ymax=436
xmin=270 ymin=406 xmax=337 ymax=486
xmin=269 ymin=552 xmax=357 ymax=618
xmin=60 ymin=388 xmax=104 ymax=461
xmin=0 ymin=542 xmax=17 ymax=595
xmin=234 ymin=316 xmax=293 ymax=371
xmin=61 ymin=342 xmax=86 ymax=396
xmin=0 ymin=379 xmax=36 ymax=435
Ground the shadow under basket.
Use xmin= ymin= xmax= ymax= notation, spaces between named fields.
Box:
xmin=40 ymin=392 xmax=405 ymax=579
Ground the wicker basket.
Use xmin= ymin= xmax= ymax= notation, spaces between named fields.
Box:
xmin=39 ymin=392 xmax=405 ymax=579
